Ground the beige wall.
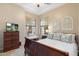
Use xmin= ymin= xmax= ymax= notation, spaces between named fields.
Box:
xmin=0 ymin=4 xmax=37 ymax=50
xmin=41 ymin=3 xmax=79 ymax=46
xmin=41 ymin=3 xmax=78 ymax=33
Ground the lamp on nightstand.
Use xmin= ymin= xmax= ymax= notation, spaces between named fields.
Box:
xmin=44 ymin=25 xmax=48 ymax=34
xmin=46 ymin=29 xmax=48 ymax=33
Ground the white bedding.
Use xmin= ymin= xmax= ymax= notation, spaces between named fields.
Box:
xmin=36 ymin=38 xmax=78 ymax=56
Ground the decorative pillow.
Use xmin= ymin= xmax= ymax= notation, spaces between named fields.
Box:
xmin=71 ymin=34 xmax=75 ymax=43
xmin=61 ymin=34 xmax=75 ymax=43
xmin=47 ymin=33 xmax=54 ymax=39
xmin=52 ymin=33 xmax=62 ymax=41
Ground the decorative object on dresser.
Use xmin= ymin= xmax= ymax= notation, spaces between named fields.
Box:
xmin=3 ymin=31 xmax=20 ymax=52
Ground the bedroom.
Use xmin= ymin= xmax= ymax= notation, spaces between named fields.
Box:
xmin=0 ymin=3 xmax=79 ymax=56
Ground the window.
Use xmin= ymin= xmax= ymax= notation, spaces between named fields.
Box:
xmin=40 ymin=17 xmax=48 ymax=35
xmin=26 ymin=18 xmax=36 ymax=36
xmin=40 ymin=25 xmax=48 ymax=35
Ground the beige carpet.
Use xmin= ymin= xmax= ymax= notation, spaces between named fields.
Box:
xmin=0 ymin=45 xmax=26 ymax=56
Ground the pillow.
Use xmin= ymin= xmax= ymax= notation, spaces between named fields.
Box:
xmin=52 ymin=33 xmax=61 ymax=41
xmin=61 ymin=34 xmax=75 ymax=43
xmin=71 ymin=34 xmax=75 ymax=43
xmin=47 ymin=33 xmax=54 ymax=39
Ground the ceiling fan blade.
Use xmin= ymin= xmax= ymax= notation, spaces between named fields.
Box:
xmin=45 ymin=3 xmax=52 ymax=5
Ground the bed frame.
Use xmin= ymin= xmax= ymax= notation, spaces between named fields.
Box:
xmin=24 ymin=37 xmax=69 ymax=56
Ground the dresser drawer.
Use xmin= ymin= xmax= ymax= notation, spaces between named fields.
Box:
xmin=4 ymin=37 xmax=12 ymax=41
xmin=11 ymin=37 xmax=19 ymax=40
xmin=12 ymin=32 xmax=19 ymax=36
xmin=4 ymin=46 xmax=12 ymax=52
xmin=12 ymin=43 xmax=19 ymax=49
xmin=4 ymin=44 xmax=12 ymax=49
xmin=4 ymin=32 xmax=12 ymax=36
xmin=4 ymin=40 xmax=11 ymax=45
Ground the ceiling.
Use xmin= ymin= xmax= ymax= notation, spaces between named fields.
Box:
xmin=17 ymin=3 xmax=65 ymax=15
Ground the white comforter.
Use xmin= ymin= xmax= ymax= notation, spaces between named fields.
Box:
xmin=37 ymin=38 xmax=78 ymax=56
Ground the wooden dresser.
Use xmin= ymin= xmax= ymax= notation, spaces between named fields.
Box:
xmin=4 ymin=32 xmax=20 ymax=52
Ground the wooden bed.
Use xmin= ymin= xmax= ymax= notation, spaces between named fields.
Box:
xmin=24 ymin=37 xmax=69 ymax=56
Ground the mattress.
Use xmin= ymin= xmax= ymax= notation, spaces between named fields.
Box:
xmin=36 ymin=38 xmax=78 ymax=56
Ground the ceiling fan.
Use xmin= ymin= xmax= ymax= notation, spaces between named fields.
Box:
xmin=36 ymin=3 xmax=52 ymax=7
